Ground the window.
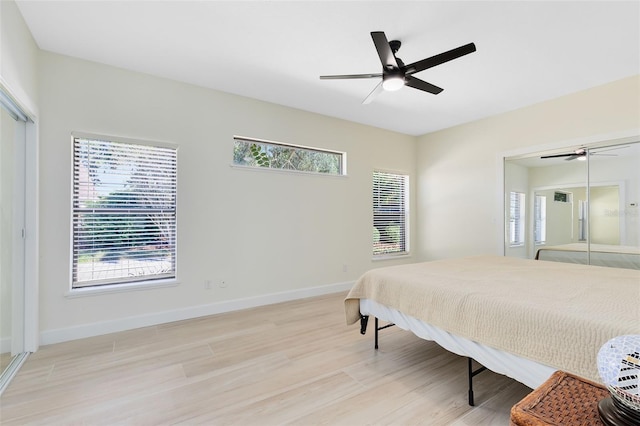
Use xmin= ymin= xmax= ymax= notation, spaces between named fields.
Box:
xmin=72 ymin=135 xmax=177 ymax=288
xmin=509 ymin=191 xmax=525 ymax=246
xmin=233 ymin=136 xmax=345 ymax=175
xmin=554 ymin=191 xmax=570 ymax=203
xmin=534 ymin=195 xmax=546 ymax=244
xmin=578 ymin=200 xmax=588 ymax=241
xmin=373 ymin=171 xmax=409 ymax=256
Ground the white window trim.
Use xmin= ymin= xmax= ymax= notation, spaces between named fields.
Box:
xmin=230 ymin=163 xmax=349 ymax=179
xmin=232 ymin=135 xmax=347 ymax=176
xmin=65 ymin=278 xmax=179 ymax=298
xmin=372 ymin=170 xmax=410 ymax=259
xmin=69 ymin=132 xmax=179 ymax=292
xmin=372 ymin=252 xmax=412 ymax=261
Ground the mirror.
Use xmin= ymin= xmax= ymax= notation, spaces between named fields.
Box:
xmin=0 ymin=91 xmax=28 ymax=393
xmin=504 ymin=140 xmax=640 ymax=270
xmin=1 ymin=104 xmax=15 ymax=375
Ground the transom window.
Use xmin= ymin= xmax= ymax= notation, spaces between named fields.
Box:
xmin=72 ymin=135 xmax=177 ymax=288
xmin=373 ymin=171 xmax=409 ymax=257
xmin=233 ymin=136 xmax=345 ymax=175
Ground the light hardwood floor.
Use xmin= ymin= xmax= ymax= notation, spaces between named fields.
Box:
xmin=0 ymin=292 xmax=531 ymax=425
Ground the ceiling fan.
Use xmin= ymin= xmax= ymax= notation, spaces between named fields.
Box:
xmin=320 ymin=31 xmax=476 ymax=104
xmin=540 ymin=146 xmax=628 ymax=161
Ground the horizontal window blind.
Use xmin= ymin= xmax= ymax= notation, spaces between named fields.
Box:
xmin=72 ymin=137 xmax=177 ymax=288
xmin=373 ymin=171 xmax=408 ymax=256
xmin=534 ymin=195 xmax=546 ymax=244
xmin=509 ymin=191 xmax=525 ymax=246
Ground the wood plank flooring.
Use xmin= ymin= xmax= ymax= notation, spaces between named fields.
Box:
xmin=0 ymin=292 xmax=532 ymax=425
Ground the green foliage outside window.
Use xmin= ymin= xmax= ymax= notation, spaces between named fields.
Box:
xmin=233 ymin=138 xmax=343 ymax=175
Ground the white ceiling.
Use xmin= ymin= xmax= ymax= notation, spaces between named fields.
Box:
xmin=16 ymin=1 xmax=640 ymax=136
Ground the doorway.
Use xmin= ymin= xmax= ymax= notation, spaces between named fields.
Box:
xmin=0 ymin=88 xmax=29 ymax=393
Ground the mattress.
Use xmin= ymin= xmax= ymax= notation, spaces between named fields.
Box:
xmin=360 ymin=298 xmax=556 ymax=389
xmin=345 ymin=255 xmax=640 ymax=384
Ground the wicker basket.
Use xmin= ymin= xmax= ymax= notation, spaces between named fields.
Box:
xmin=510 ymin=371 xmax=609 ymax=426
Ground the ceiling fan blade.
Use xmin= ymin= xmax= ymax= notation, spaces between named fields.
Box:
xmin=362 ymin=81 xmax=384 ymax=105
xmin=371 ymin=31 xmax=399 ymax=68
xmin=540 ymin=153 xmax=575 ymax=159
xmin=405 ymin=43 xmax=476 ymax=75
xmin=592 ymin=145 xmax=629 ymax=153
xmin=405 ymin=75 xmax=443 ymax=94
xmin=320 ymin=73 xmax=382 ymax=80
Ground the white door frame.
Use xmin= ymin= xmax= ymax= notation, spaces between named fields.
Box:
xmin=0 ymin=81 xmax=38 ymax=354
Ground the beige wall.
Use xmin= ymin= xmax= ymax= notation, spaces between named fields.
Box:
xmin=37 ymin=51 xmax=417 ymax=341
xmin=0 ymin=0 xmax=38 ymax=115
xmin=416 ymin=75 xmax=640 ymax=260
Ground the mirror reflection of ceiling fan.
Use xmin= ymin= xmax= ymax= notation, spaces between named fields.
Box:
xmin=540 ymin=145 xmax=628 ymax=161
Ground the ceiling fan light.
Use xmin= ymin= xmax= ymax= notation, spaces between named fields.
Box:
xmin=382 ymin=75 xmax=404 ymax=91
xmin=577 ymin=155 xmax=587 ymax=161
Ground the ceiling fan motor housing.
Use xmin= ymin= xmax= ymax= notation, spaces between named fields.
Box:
xmin=389 ymin=40 xmax=401 ymax=54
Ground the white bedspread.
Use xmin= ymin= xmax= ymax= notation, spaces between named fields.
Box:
xmin=360 ymin=299 xmax=557 ymax=389
xmin=345 ymin=255 xmax=640 ymax=383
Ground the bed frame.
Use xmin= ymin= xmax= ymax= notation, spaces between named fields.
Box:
xmin=359 ymin=315 xmax=487 ymax=406
xmin=344 ymin=255 xmax=640 ymax=407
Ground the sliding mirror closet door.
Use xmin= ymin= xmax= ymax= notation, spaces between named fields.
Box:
xmin=587 ymin=143 xmax=640 ymax=268
xmin=0 ymin=92 xmax=27 ymax=388
xmin=504 ymin=139 xmax=640 ymax=270
xmin=504 ymin=151 xmax=588 ymax=259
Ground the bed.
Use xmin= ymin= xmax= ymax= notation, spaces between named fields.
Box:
xmin=344 ymin=255 xmax=640 ymax=400
xmin=535 ymin=243 xmax=640 ymax=269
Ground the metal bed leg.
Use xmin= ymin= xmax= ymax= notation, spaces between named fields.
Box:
xmin=359 ymin=315 xmax=369 ymax=335
xmin=375 ymin=317 xmax=379 ymax=349
xmin=362 ymin=316 xmax=486 ymax=406
xmin=357 ymin=314 xmax=395 ymax=350
xmin=467 ymin=357 xmax=487 ymax=406
xmin=373 ymin=317 xmax=395 ymax=350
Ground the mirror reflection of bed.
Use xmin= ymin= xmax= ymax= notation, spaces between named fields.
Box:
xmin=504 ymin=140 xmax=640 ymax=270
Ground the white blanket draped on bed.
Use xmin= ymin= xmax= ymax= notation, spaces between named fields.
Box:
xmin=344 ymin=255 xmax=640 ymax=384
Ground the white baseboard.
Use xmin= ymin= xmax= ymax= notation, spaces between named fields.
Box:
xmin=40 ymin=281 xmax=354 ymax=346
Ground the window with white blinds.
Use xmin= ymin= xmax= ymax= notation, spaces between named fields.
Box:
xmin=534 ymin=195 xmax=547 ymax=244
xmin=373 ymin=171 xmax=409 ymax=257
xmin=72 ymin=136 xmax=177 ymax=288
xmin=509 ymin=191 xmax=525 ymax=246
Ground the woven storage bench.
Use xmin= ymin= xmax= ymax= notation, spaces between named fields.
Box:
xmin=510 ymin=370 xmax=609 ymax=426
